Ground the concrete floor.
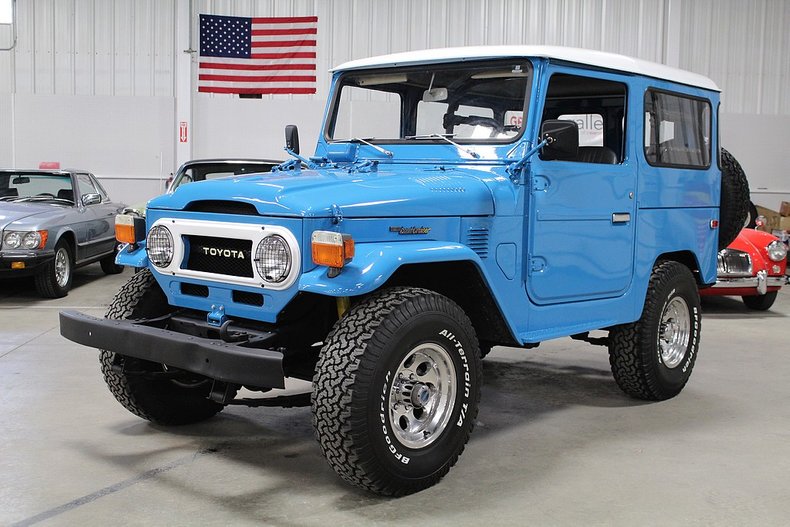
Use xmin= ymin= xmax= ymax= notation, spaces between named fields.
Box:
xmin=1 ymin=265 xmax=789 ymax=526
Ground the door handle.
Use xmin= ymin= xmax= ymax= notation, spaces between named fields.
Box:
xmin=612 ymin=213 xmax=631 ymax=224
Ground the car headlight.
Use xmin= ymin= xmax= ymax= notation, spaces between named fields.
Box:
xmin=3 ymin=231 xmax=22 ymax=249
xmin=146 ymin=225 xmax=174 ymax=267
xmin=2 ymin=230 xmax=47 ymax=250
xmin=766 ymin=240 xmax=787 ymax=262
xmin=255 ymin=235 xmax=291 ymax=283
xmin=22 ymin=231 xmax=43 ymax=249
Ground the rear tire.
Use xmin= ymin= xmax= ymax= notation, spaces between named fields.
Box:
xmin=608 ymin=261 xmax=701 ymax=401
xmin=312 ymin=287 xmax=482 ymax=496
xmin=99 ymin=269 xmax=223 ymax=425
xmin=742 ymin=291 xmax=777 ymax=311
xmin=100 ymin=244 xmax=124 ymax=275
xmin=35 ymin=240 xmax=73 ymax=298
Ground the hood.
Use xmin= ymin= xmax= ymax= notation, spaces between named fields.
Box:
xmin=0 ymin=201 xmax=71 ymax=231
xmin=729 ymin=228 xmax=778 ymax=254
xmin=147 ymin=167 xmax=495 ymax=218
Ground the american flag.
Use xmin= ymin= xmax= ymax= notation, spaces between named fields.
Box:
xmin=198 ymin=14 xmax=317 ymax=95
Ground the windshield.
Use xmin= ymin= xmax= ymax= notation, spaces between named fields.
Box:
xmin=170 ymin=162 xmax=277 ymax=192
xmin=326 ymin=59 xmax=531 ymax=143
xmin=0 ymin=173 xmax=74 ymax=204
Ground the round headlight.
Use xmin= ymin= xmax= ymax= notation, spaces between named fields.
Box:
xmin=146 ymin=225 xmax=174 ymax=267
xmin=255 ymin=235 xmax=291 ymax=283
xmin=22 ymin=231 xmax=43 ymax=249
xmin=4 ymin=231 xmax=22 ymax=249
xmin=766 ymin=240 xmax=787 ymax=262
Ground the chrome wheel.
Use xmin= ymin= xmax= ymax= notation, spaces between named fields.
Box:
xmin=658 ymin=296 xmax=690 ymax=368
xmin=388 ymin=343 xmax=456 ymax=449
xmin=54 ymin=247 xmax=71 ymax=288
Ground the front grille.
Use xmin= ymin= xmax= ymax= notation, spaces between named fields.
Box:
xmin=233 ymin=290 xmax=264 ymax=306
xmin=186 ymin=235 xmax=254 ymax=278
xmin=717 ymin=249 xmax=751 ymax=277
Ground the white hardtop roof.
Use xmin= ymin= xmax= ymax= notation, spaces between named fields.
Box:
xmin=332 ymin=45 xmax=719 ymax=92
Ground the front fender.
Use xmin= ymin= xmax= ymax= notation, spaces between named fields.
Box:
xmin=116 ymin=242 xmax=149 ymax=268
xmin=298 ymin=241 xmax=483 ymax=297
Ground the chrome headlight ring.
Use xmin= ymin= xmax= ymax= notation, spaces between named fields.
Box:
xmin=766 ymin=240 xmax=787 ymax=262
xmin=146 ymin=225 xmax=174 ymax=267
xmin=255 ymin=234 xmax=292 ymax=284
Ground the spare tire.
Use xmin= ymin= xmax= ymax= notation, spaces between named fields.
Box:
xmin=745 ymin=202 xmax=759 ymax=229
xmin=719 ymin=148 xmax=750 ymax=250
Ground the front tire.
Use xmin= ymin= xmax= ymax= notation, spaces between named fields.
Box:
xmin=742 ymin=291 xmax=777 ymax=311
xmin=99 ymin=269 xmax=223 ymax=425
xmin=35 ymin=240 xmax=73 ymax=298
xmin=608 ymin=261 xmax=701 ymax=401
xmin=312 ymin=287 xmax=482 ymax=496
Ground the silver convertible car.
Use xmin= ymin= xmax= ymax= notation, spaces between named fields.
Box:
xmin=0 ymin=169 xmax=126 ymax=298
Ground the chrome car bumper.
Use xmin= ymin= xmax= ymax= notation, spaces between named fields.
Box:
xmin=712 ymin=270 xmax=784 ymax=294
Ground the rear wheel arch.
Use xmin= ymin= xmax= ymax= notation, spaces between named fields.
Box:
xmin=654 ymin=251 xmax=703 ymax=285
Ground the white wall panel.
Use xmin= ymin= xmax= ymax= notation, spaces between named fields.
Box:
xmin=12 ymin=94 xmax=174 ymax=204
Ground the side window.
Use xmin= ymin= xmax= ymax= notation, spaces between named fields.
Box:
xmin=557 ymin=113 xmax=604 ymax=146
xmin=90 ymin=175 xmax=109 ymax=201
xmin=540 ymin=73 xmax=627 ymax=164
xmin=644 ymin=90 xmax=711 ymax=168
xmin=76 ymin=173 xmax=99 ymax=203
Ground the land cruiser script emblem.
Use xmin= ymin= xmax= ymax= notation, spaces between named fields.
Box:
xmin=201 ymin=247 xmax=245 ymax=259
xmin=389 ymin=226 xmax=431 ymax=235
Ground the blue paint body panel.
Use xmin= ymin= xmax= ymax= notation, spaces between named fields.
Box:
xmin=133 ymin=54 xmax=721 ymax=346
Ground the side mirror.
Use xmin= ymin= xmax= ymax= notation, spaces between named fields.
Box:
xmin=82 ymin=193 xmax=101 ymax=206
xmin=540 ymin=120 xmax=579 ymax=161
xmin=285 ymin=125 xmax=300 ymax=155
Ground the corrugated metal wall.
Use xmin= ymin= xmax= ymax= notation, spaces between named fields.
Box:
xmin=3 ymin=0 xmax=789 ymax=109
xmin=4 ymin=0 xmax=175 ymax=96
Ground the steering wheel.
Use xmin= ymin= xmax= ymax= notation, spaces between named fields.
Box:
xmin=37 ymin=193 xmax=55 ymax=197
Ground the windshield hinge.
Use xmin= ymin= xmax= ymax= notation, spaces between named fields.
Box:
xmin=331 ymin=204 xmax=344 ymax=225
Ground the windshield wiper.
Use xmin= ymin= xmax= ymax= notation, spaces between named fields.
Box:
xmin=405 ymin=133 xmax=480 ymax=159
xmin=349 ymin=137 xmax=393 ymax=158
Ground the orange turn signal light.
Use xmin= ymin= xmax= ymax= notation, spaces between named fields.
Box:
xmin=311 ymin=231 xmax=354 ymax=268
xmin=115 ymin=214 xmax=146 ymax=244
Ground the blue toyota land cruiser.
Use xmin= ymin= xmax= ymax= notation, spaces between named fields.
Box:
xmin=60 ymin=46 xmax=748 ymax=496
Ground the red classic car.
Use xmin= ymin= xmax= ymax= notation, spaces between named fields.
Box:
xmin=700 ymin=228 xmax=787 ymax=310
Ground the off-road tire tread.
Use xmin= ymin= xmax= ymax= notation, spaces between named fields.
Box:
xmin=312 ymin=287 xmax=481 ymax=496
xmin=719 ymin=148 xmax=750 ymax=250
xmin=99 ymin=269 xmax=223 ymax=425
xmin=608 ymin=261 xmax=700 ymax=401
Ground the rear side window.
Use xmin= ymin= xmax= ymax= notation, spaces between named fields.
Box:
xmin=644 ymin=90 xmax=711 ymax=168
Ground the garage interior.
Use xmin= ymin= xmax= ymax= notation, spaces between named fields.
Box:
xmin=2 ymin=0 xmax=790 ymax=525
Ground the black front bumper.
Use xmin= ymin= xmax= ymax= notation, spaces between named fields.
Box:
xmin=59 ymin=310 xmax=285 ymax=389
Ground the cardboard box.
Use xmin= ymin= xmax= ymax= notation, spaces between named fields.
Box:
xmin=779 ymin=216 xmax=790 ymax=232
xmin=756 ymin=205 xmax=782 ymax=232
xmin=780 ymin=201 xmax=790 ymax=217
